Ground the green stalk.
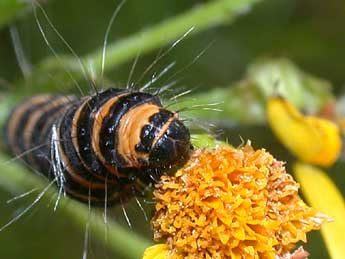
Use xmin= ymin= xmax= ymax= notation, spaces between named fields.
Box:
xmin=0 ymin=0 xmax=28 ymax=29
xmin=18 ymin=0 xmax=262 ymax=93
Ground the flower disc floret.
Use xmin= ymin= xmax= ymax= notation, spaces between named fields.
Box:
xmin=152 ymin=145 xmax=327 ymax=259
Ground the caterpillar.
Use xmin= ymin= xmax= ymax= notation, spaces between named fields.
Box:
xmin=3 ymin=88 xmax=192 ymax=206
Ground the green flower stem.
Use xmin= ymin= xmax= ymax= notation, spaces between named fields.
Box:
xmin=17 ymin=0 xmax=261 ymax=93
xmin=0 ymin=0 xmax=28 ymax=29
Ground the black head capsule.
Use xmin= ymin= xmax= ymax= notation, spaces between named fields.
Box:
xmin=116 ymin=98 xmax=192 ymax=177
xmin=148 ymin=114 xmax=192 ymax=169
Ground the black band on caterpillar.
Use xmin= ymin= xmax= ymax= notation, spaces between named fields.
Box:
xmin=3 ymin=88 xmax=192 ymax=206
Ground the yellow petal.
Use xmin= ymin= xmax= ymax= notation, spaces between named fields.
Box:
xmin=142 ymin=244 xmax=169 ymax=259
xmin=294 ymin=162 xmax=345 ymax=259
xmin=304 ymin=117 xmax=341 ymax=166
xmin=267 ymin=96 xmax=341 ymax=166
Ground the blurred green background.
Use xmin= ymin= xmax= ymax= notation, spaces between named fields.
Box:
xmin=0 ymin=0 xmax=344 ymax=258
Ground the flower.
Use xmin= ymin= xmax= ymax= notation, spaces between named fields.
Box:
xmin=266 ymin=96 xmax=345 ymax=258
xmin=294 ymin=162 xmax=345 ymax=259
xmin=149 ymin=145 xmax=328 ymax=258
xmin=143 ymin=244 xmax=169 ymax=259
xmin=266 ymin=96 xmax=341 ymax=167
xmin=143 ymin=244 xmax=311 ymax=259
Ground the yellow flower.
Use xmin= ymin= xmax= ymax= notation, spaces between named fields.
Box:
xmin=294 ymin=163 xmax=345 ymax=259
xmin=148 ymin=145 xmax=327 ymax=259
xmin=266 ymin=96 xmax=341 ymax=167
xmin=143 ymin=244 xmax=311 ymax=259
xmin=265 ymin=96 xmax=345 ymax=258
xmin=143 ymin=244 xmax=169 ymax=259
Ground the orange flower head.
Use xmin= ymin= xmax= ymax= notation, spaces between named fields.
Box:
xmin=151 ymin=145 xmax=328 ymax=259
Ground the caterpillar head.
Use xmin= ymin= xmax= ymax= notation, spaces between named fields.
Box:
xmin=117 ymin=104 xmax=192 ymax=172
xmin=147 ymin=110 xmax=192 ymax=168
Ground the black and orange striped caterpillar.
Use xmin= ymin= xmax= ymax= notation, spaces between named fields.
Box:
xmin=3 ymin=88 xmax=192 ymax=206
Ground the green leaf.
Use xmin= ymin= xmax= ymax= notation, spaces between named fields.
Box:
xmin=247 ymin=58 xmax=333 ymax=113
